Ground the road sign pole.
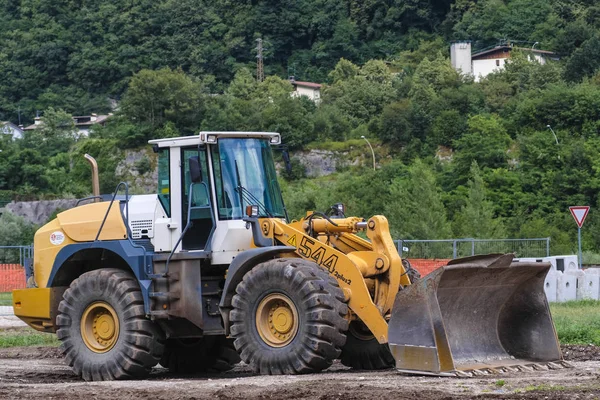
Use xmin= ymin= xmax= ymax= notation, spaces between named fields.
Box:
xmin=569 ymin=206 xmax=590 ymax=269
xmin=578 ymin=227 xmax=582 ymax=269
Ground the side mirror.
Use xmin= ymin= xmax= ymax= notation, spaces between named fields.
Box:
xmin=189 ymin=156 xmax=202 ymax=183
xmin=282 ymin=149 xmax=292 ymax=174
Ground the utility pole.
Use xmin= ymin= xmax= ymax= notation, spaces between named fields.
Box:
xmin=256 ymin=38 xmax=264 ymax=82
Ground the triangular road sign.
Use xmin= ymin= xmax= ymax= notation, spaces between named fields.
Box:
xmin=569 ymin=206 xmax=590 ymax=228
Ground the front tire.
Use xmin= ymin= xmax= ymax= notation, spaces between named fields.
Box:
xmin=230 ymin=258 xmax=348 ymax=374
xmin=56 ymin=269 xmax=164 ymax=381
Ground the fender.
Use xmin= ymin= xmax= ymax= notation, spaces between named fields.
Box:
xmin=47 ymin=240 xmax=153 ymax=313
xmin=219 ymin=246 xmax=295 ymax=333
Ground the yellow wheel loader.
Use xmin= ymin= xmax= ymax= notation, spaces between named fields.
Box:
xmin=12 ymin=131 xmax=565 ymax=381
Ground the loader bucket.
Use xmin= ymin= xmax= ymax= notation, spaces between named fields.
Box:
xmin=388 ymin=254 xmax=563 ymax=375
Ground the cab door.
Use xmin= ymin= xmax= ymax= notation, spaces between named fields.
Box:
xmin=181 ymin=147 xmax=214 ymax=251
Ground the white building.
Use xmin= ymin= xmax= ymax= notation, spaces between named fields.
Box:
xmin=23 ymin=113 xmax=112 ymax=136
xmin=0 ymin=121 xmax=23 ymax=139
xmin=289 ymin=77 xmax=322 ymax=103
xmin=451 ymin=41 xmax=558 ymax=82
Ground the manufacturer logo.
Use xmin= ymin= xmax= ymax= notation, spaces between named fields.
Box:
xmin=50 ymin=231 xmax=65 ymax=246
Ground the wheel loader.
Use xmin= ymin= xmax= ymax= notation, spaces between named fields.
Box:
xmin=12 ymin=131 xmax=566 ymax=381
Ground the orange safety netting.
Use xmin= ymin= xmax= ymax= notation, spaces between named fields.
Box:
xmin=0 ymin=264 xmax=26 ymax=292
xmin=0 ymin=259 xmax=451 ymax=293
xmin=407 ymin=258 xmax=451 ymax=277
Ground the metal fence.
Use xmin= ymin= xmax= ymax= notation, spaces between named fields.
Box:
xmin=0 ymin=239 xmax=551 ymax=266
xmin=0 ymin=245 xmax=33 ymax=265
xmin=396 ymin=238 xmax=551 ymax=260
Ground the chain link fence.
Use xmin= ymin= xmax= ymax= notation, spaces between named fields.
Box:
xmin=396 ymin=238 xmax=550 ymax=260
xmin=0 ymin=245 xmax=33 ymax=265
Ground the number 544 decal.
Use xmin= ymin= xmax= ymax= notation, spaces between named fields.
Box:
xmin=287 ymin=235 xmax=351 ymax=285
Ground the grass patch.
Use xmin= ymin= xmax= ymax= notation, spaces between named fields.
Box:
xmin=522 ymin=384 xmax=566 ymax=392
xmin=0 ymin=328 xmax=60 ymax=348
xmin=495 ymin=380 xmax=506 ymax=387
xmin=550 ymin=300 xmax=600 ymax=346
xmin=0 ymin=292 xmax=12 ymax=306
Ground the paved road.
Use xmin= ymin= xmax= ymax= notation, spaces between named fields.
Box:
xmin=0 ymin=306 xmax=13 ymax=316
xmin=0 ymin=306 xmax=25 ymax=328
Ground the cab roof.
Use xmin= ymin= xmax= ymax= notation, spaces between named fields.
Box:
xmin=148 ymin=131 xmax=281 ymax=148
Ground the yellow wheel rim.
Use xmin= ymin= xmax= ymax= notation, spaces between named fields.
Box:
xmin=80 ymin=301 xmax=120 ymax=353
xmin=256 ymin=294 xmax=299 ymax=348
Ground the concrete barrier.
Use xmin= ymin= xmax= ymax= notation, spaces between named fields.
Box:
xmin=577 ymin=269 xmax=600 ymax=300
xmin=544 ymin=270 xmax=558 ymax=303
xmin=556 ymin=271 xmax=578 ymax=302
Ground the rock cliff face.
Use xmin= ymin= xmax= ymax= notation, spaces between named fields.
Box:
xmin=115 ymin=147 xmax=157 ymax=194
xmin=6 ymin=199 xmax=79 ymax=225
xmin=292 ymin=149 xmax=358 ymax=177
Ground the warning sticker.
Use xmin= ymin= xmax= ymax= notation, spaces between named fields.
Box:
xmin=287 ymin=235 xmax=297 ymax=247
xmin=50 ymin=231 xmax=65 ymax=246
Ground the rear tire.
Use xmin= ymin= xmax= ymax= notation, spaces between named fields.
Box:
xmin=340 ymin=321 xmax=395 ymax=370
xmin=56 ymin=269 xmax=164 ymax=381
xmin=160 ymin=336 xmax=240 ymax=373
xmin=230 ymin=258 xmax=348 ymax=374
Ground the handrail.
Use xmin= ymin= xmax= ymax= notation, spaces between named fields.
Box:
xmin=76 ymin=196 xmax=104 ymax=207
xmin=163 ymin=182 xmax=215 ymax=277
xmin=92 ymin=182 xmax=151 ymax=276
xmin=94 ymin=182 xmax=128 ymax=242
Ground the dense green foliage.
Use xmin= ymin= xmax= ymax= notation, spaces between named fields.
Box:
xmin=2 ymin=0 xmax=600 ymax=254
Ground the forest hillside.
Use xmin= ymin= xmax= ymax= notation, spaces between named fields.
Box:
xmin=2 ymin=0 xmax=600 ymax=256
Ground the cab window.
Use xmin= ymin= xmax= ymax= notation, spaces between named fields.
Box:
xmin=157 ymin=148 xmax=170 ymax=217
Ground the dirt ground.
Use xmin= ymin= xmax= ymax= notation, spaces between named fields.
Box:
xmin=0 ymin=345 xmax=598 ymax=399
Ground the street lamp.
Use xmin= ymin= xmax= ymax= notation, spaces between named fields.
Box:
xmin=360 ymin=135 xmax=376 ymax=171
xmin=546 ymin=125 xmax=559 ymax=145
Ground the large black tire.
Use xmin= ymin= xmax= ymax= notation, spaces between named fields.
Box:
xmin=56 ymin=269 xmax=164 ymax=381
xmin=230 ymin=258 xmax=348 ymax=374
xmin=339 ymin=321 xmax=395 ymax=370
xmin=340 ymin=261 xmax=419 ymax=370
xmin=160 ymin=336 xmax=240 ymax=373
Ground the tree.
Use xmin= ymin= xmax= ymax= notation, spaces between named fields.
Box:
xmin=385 ymin=159 xmax=451 ymax=240
xmin=452 ymin=114 xmax=512 ymax=180
xmin=120 ymin=68 xmax=206 ymax=144
xmin=0 ymin=211 xmax=36 ymax=262
xmin=21 ymin=107 xmax=77 ymax=157
xmin=328 ymin=58 xmax=359 ymax=83
xmin=323 ymin=60 xmax=395 ymax=127
xmin=565 ymin=34 xmax=600 ymax=82
xmin=452 ymin=162 xmax=506 ymax=238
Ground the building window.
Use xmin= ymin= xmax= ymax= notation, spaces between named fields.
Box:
xmin=496 ymin=59 xmax=500 ymax=66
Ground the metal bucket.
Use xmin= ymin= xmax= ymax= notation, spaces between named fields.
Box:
xmin=388 ymin=254 xmax=563 ymax=375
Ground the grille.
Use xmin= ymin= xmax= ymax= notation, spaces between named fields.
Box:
xmin=131 ymin=219 xmax=153 ymax=239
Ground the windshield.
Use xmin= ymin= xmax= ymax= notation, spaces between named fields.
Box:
xmin=211 ymin=138 xmax=286 ymax=220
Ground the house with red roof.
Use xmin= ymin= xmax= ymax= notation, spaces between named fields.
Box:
xmin=289 ymin=77 xmax=322 ymax=103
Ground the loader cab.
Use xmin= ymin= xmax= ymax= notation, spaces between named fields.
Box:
xmin=150 ymin=132 xmax=285 ymax=263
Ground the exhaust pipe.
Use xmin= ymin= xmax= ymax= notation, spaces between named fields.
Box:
xmin=84 ymin=154 xmax=100 ymax=201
